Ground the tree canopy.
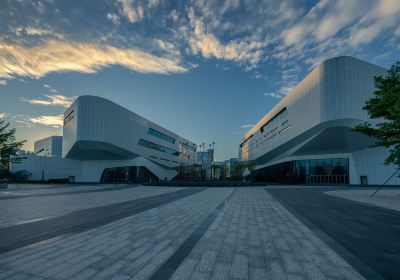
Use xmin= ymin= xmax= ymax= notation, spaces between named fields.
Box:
xmin=0 ymin=118 xmax=26 ymax=171
xmin=354 ymin=61 xmax=400 ymax=167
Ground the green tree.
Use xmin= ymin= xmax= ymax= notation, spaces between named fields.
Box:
xmin=246 ymin=160 xmax=257 ymax=181
xmin=354 ymin=61 xmax=400 ymax=167
xmin=0 ymin=118 xmax=26 ymax=179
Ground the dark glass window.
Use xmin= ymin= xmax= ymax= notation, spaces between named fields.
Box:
xmin=138 ymin=139 xmax=179 ymax=156
xmin=260 ymin=107 xmax=287 ymax=133
xmin=253 ymin=158 xmax=349 ymax=185
xmin=148 ymin=128 xmax=175 ymax=144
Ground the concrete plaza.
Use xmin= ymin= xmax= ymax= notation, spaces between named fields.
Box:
xmin=0 ymin=184 xmax=399 ymax=280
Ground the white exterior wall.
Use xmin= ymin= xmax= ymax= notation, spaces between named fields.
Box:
xmin=11 ymin=154 xmax=81 ymax=181
xmin=352 ymin=147 xmax=400 ymax=185
xmin=34 ymin=136 xmax=62 ymax=157
xmin=63 ymin=95 xmax=196 ymax=167
xmin=12 ymin=95 xmax=195 ymax=183
xmin=240 ymin=56 xmax=399 ymax=185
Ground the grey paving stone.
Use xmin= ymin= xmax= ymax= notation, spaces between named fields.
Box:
xmin=230 ymin=254 xmax=248 ymax=280
xmin=0 ymin=187 xmax=367 ymax=280
xmin=170 ymin=258 xmax=197 ymax=280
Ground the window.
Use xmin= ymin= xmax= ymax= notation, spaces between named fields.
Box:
xmin=138 ymin=139 xmax=179 ymax=156
xmin=181 ymin=142 xmax=196 ymax=152
xmin=148 ymin=128 xmax=175 ymax=144
xmin=240 ymin=134 xmax=253 ymax=148
xmin=260 ymin=108 xmax=287 ymax=133
xmin=64 ymin=110 xmax=74 ymax=125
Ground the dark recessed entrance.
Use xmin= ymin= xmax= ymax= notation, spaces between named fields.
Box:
xmin=253 ymin=158 xmax=349 ymax=184
xmin=100 ymin=166 xmax=160 ymax=183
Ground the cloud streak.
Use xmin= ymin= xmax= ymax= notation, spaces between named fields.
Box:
xmin=29 ymin=115 xmax=64 ymax=128
xmin=21 ymin=94 xmax=75 ymax=108
xmin=0 ymin=39 xmax=188 ymax=80
xmin=187 ymin=8 xmax=265 ymax=68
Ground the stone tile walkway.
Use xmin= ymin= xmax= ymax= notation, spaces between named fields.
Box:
xmin=0 ymin=186 xmax=367 ymax=279
xmin=0 ymin=186 xmax=184 ymax=227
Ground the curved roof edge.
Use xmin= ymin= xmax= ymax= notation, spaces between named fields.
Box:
xmin=240 ymin=56 xmax=386 ymax=142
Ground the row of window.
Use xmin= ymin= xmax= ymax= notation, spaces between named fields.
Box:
xmin=148 ymin=128 xmax=175 ymax=144
xmin=240 ymin=123 xmax=292 ymax=157
xmin=138 ymin=139 xmax=179 ymax=156
xmin=181 ymin=142 xmax=196 ymax=152
xmin=260 ymin=107 xmax=288 ymax=133
xmin=64 ymin=110 xmax=74 ymax=125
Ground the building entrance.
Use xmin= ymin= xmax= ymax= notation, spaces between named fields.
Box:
xmin=100 ymin=166 xmax=159 ymax=183
xmin=309 ymin=175 xmax=348 ymax=184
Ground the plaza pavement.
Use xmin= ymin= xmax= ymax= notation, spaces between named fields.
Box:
xmin=0 ymin=184 xmax=396 ymax=279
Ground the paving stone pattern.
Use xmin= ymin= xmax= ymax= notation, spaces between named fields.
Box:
xmin=170 ymin=188 xmax=365 ymax=280
xmin=0 ymin=186 xmax=185 ymax=227
xmin=0 ymin=188 xmax=232 ymax=279
xmin=0 ymin=187 xmax=366 ymax=280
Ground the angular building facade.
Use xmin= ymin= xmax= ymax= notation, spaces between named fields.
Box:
xmin=12 ymin=96 xmax=197 ymax=183
xmin=239 ymin=56 xmax=400 ymax=185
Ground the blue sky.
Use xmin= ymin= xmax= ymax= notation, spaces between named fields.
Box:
xmin=0 ymin=0 xmax=399 ymax=160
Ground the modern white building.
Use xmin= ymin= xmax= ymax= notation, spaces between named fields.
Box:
xmin=34 ymin=136 xmax=62 ymax=157
xmin=239 ymin=56 xmax=400 ymax=185
xmin=12 ymin=95 xmax=197 ymax=183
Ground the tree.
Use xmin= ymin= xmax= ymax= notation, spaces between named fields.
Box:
xmin=246 ymin=160 xmax=257 ymax=181
xmin=354 ymin=61 xmax=400 ymax=168
xmin=0 ymin=118 xmax=26 ymax=179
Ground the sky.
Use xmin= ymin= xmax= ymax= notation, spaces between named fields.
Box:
xmin=0 ymin=0 xmax=399 ymax=161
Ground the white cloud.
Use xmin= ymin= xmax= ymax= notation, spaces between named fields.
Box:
xmin=0 ymin=113 xmax=6 ymax=119
xmin=29 ymin=115 xmax=64 ymax=128
xmin=395 ymin=26 xmax=400 ymax=36
xmin=117 ymin=0 xmax=144 ymax=23
xmin=240 ymin=124 xmax=254 ymax=128
xmin=154 ymin=38 xmax=180 ymax=58
xmin=264 ymin=92 xmax=284 ymax=99
xmin=348 ymin=0 xmax=400 ymax=47
xmin=0 ymin=39 xmax=187 ymax=80
xmin=21 ymin=94 xmax=75 ymax=108
xmin=106 ymin=13 xmax=120 ymax=24
xmin=187 ymin=9 xmax=264 ymax=67
xmin=0 ymin=80 xmax=7 ymax=86
xmin=264 ymin=82 xmax=296 ymax=99
xmin=314 ymin=0 xmax=366 ymax=41
xmin=8 ymin=114 xmax=63 ymax=128
xmin=281 ymin=0 xmax=400 ymax=58
xmin=148 ymin=0 xmax=160 ymax=8
xmin=24 ymin=27 xmax=64 ymax=39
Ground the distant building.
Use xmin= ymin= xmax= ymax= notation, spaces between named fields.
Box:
xmin=11 ymin=95 xmax=197 ymax=183
xmin=224 ymin=158 xmax=238 ymax=178
xmin=196 ymin=149 xmax=214 ymax=178
xmin=239 ymin=56 xmax=400 ymax=185
xmin=34 ymin=136 xmax=62 ymax=157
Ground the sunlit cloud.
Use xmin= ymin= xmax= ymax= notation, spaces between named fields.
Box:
xmin=0 ymin=39 xmax=188 ymax=80
xmin=117 ymin=0 xmax=144 ymax=23
xmin=0 ymin=113 xmax=6 ymax=119
xmin=240 ymin=124 xmax=254 ymax=129
xmin=187 ymin=8 xmax=265 ymax=68
xmin=29 ymin=115 xmax=64 ymax=128
xmin=7 ymin=114 xmax=63 ymax=128
xmin=21 ymin=94 xmax=75 ymax=108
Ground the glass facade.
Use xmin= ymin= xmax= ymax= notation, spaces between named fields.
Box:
xmin=148 ymin=128 xmax=175 ymax=144
xmin=138 ymin=139 xmax=179 ymax=156
xmin=100 ymin=166 xmax=159 ymax=183
xmin=253 ymin=158 xmax=349 ymax=184
xmin=181 ymin=142 xmax=196 ymax=152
